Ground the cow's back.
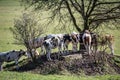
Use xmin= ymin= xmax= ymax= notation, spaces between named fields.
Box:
xmin=0 ymin=52 xmax=7 ymax=62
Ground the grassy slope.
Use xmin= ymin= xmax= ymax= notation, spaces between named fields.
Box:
xmin=0 ymin=0 xmax=120 ymax=79
xmin=0 ymin=0 xmax=120 ymax=54
xmin=0 ymin=71 xmax=120 ymax=80
xmin=0 ymin=0 xmax=24 ymax=51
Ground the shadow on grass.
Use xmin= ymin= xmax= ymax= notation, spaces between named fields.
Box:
xmin=4 ymin=50 xmax=120 ymax=75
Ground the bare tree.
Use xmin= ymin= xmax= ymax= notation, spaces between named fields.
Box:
xmin=11 ymin=12 xmax=44 ymax=61
xmin=21 ymin=0 xmax=120 ymax=50
xmin=21 ymin=0 xmax=120 ymax=31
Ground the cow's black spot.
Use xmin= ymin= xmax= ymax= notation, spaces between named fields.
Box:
xmin=7 ymin=56 xmax=10 ymax=61
xmin=43 ymin=42 xmax=49 ymax=47
xmin=18 ymin=53 xmax=22 ymax=57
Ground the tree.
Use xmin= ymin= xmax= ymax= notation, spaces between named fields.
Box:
xmin=22 ymin=0 xmax=120 ymax=32
xmin=11 ymin=12 xmax=44 ymax=61
xmin=21 ymin=0 xmax=120 ymax=50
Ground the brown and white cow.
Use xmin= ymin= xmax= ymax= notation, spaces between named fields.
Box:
xmin=99 ymin=34 xmax=114 ymax=55
xmin=82 ymin=30 xmax=92 ymax=55
xmin=63 ymin=32 xmax=79 ymax=53
xmin=71 ymin=32 xmax=79 ymax=52
xmin=0 ymin=49 xmax=26 ymax=71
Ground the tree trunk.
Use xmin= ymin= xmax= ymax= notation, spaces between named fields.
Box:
xmin=27 ymin=47 xmax=36 ymax=62
xmin=29 ymin=50 xmax=36 ymax=62
xmin=83 ymin=17 xmax=89 ymax=30
xmin=79 ymin=17 xmax=89 ymax=51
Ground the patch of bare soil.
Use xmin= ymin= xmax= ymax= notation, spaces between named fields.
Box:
xmin=7 ymin=50 xmax=120 ymax=75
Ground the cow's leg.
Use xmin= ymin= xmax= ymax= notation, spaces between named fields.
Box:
xmin=72 ymin=43 xmax=77 ymax=52
xmin=75 ymin=43 xmax=78 ymax=51
xmin=94 ymin=44 xmax=98 ymax=53
xmin=40 ymin=46 xmax=45 ymax=55
xmin=100 ymin=45 xmax=104 ymax=52
xmin=15 ymin=59 xmax=19 ymax=70
xmin=88 ymin=43 xmax=91 ymax=55
xmin=108 ymin=42 xmax=114 ymax=55
xmin=58 ymin=43 xmax=63 ymax=57
xmin=66 ymin=44 xmax=69 ymax=54
xmin=61 ymin=42 xmax=64 ymax=55
xmin=0 ymin=62 xmax=3 ymax=71
xmin=46 ymin=48 xmax=52 ymax=61
xmin=58 ymin=46 xmax=61 ymax=59
xmin=63 ymin=43 xmax=68 ymax=54
xmin=63 ymin=44 xmax=66 ymax=54
xmin=83 ymin=42 xmax=87 ymax=52
xmin=86 ymin=43 xmax=89 ymax=55
xmin=60 ymin=43 xmax=64 ymax=54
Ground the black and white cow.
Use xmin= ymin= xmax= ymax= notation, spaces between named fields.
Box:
xmin=0 ymin=49 xmax=26 ymax=71
xmin=63 ymin=34 xmax=72 ymax=53
xmin=27 ymin=36 xmax=45 ymax=57
xmin=63 ymin=32 xmax=79 ymax=53
xmin=43 ymin=36 xmax=63 ymax=61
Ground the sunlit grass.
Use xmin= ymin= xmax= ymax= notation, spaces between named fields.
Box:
xmin=0 ymin=0 xmax=120 ymax=80
xmin=0 ymin=0 xmax=24 ymax=51
xmin=0 ymin=71 xmax=120 ymax=80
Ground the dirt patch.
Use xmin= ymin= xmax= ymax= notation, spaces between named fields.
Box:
xmin=5 ymin=50 xmax=120 ymax=75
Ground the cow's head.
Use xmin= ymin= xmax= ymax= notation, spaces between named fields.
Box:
xmin=20 ymin=49 xmax=26 ymax=54
xmin=18 ymin=49 xmax=28 ymax=57
xmin=84 ymin=30 xmax=90 ymax=34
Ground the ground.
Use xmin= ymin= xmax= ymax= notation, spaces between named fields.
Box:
xmin=4 ymin=50 xmax=120 ymax=76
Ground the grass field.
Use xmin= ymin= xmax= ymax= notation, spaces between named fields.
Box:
xmin=0 ymin=0 xmax=24 ymax=51
xmin=0 ymin=71 xmax=120 ymax=80
xmin=0 ymin=0 xmax=120 ymax=54
xmin=0 ymin=0 xmax=120 ymax=80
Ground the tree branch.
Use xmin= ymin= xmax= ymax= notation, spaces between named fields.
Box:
xmin=65 ymin=0 xmax=82 ymax=32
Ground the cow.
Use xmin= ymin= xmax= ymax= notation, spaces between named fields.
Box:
xmin=27 ymin=36 xmax=45 ymax=57
xmin=63 ymin=32 xmax=79 ymax=53
xmin=0 ymin=49 xmax=26 ymax=71
xmin=90 ymin=33 xmax=99 ymax=53
xmin=71 ymin=32 xmax=79 ymax=52
xmin=43 ymin=36 xmax=63 ymax=61
xmin=98 ymin=34 xmax=114 ymax=55
xmin=63 ymin=34 xmax=72 ymax=54
xmin=82 ymin=30 xmax=92 ymax=55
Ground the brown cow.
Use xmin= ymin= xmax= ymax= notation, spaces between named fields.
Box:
xmin=99 ymin=34 xmax=114 ymax=55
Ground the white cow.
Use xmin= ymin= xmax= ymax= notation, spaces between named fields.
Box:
xmin=0 ymin=49 xmax=26 ymax=71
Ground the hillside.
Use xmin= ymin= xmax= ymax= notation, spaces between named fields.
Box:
xmin=0 ymin=0 xmax=24 ymax=51
xmin=0 ymin=0 xmax=120 ymax=80
xmin=0 ymin=0 xmax=120 ymax=55
xmin=3 ymin=51 xmax=120 ymax=76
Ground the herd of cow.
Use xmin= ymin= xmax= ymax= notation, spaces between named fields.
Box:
xmin=0 ymin=30 xmax=114 ymax=70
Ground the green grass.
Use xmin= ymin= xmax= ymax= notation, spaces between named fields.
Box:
xmin=0 ymin=0 xmax=120 ymax=79
xmin=0 ymin=0 xmax=24 ymax=51
xmin=0 ymin=0 xmax=120 ymax=55
xmin=0 ymin=71 xmax=120 ymax=80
